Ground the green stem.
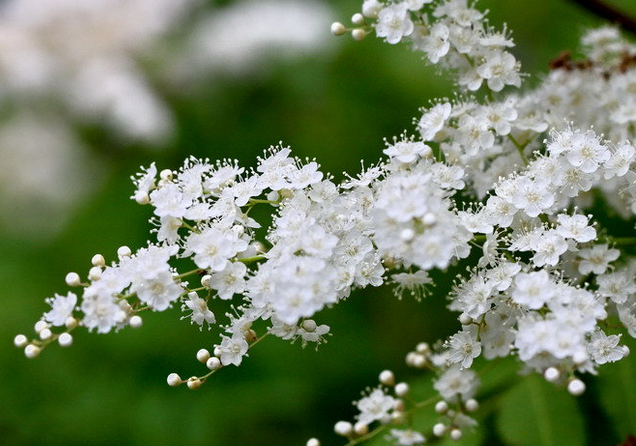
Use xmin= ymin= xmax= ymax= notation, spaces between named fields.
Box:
xmin=237 ymin=255 xmax=267 ymax=265
xmin=508 ymin=134 xmax=529 ymax=165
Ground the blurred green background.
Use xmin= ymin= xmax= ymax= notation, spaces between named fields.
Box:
xmin=3 ymin=0 xmax=636 ymax=445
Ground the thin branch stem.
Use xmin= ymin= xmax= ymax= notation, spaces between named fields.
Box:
xmin=570 ymin=0 xmax=636 ymax=34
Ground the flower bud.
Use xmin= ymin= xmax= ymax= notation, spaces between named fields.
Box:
xmin=88 ymin=266 xmax=102 ymax=281
xmin=306 ymin=439 xmax=320 ymax=446
xmin=379 ymin=369 xmax=395 ymax=386
xmin=196 ymin=348 xmax=211 ymax=363
xmin=117 ymin=246 xmax=132 ymax=258
xmin=167 ymin=373 xmax=182 ymax=387
xmin=24 ymin=344 xmax=41 ymax=359
xmin=206 ymin=357 xmax=222 ymax=371
xmin=14 ymin=334 xmax=28 ymax=348
xmin=334 ymin=421 xmax=352 ymax=436
xmin=544 ymin=367 xmax=560 ymax=383
xmin=91 ymin=254 xmax=105 ymax=267
xmin=435 ymin=400 xmax=449 ymax=414
xmin=65 ymin=272 xmax=81 ymax=287
xmin=450 ymin=428 xmax=462 ymax=441
xmin=465 ymin=398 xmax=479 ymax=412
xmin=433 ymin=423 xmax=446 ymax=437
xmin=34 ymin=320 xmax=49 ymax=334
xmin=353 ymin=421 xmax=369 ymax=436
xmin=58 ymin=333 xmax=73 ymax=347
xmin=39 ymin=328 xmax=52 ymax=341
xmin=352 ymin=29 xmax=366 ymax=41
xmin=302 ymin=319 xmax=317 ymax=332
xmin=65 ymin=317 xmax=78 ymax=329
xmin=187 ymin=377 xmax=202 ymax=390
xmin=351 ymin=13 xmax=364 ymax=26
xmin=395 ymin=382 xmax=409 ymax=397
xmin=330 ymin=22 xmax=346 ymax=36
xmin=568 ymin=378 xmax=586 ymax=396
xmin=129 ymin=315 xmax=143 ymax=329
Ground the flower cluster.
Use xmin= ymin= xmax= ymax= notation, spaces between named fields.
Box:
xmin=15 ymin=0 xmax=636 ymax=445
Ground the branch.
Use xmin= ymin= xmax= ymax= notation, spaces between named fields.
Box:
xmin=570 ymin=0 xmax=636 ymax=34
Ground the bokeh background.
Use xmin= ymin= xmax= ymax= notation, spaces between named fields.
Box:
xmin=2 ymin=0 xmax=636 ymax=445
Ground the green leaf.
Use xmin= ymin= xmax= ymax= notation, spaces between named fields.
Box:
xmin=597 ymin=337 xmax=636 ymax=439
xmin=496 ymin=374 xmax=585 ymax=446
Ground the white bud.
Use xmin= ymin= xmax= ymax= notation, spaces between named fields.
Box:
xmin=58 ymin=333 xmax=73 ymax=347
xmin=400 ymin=228 xmax=415 ymax=241
xmin=14 ymin=334 xmax=28 ymax=348
xmin=422 ymin=212 xmax=437 ymax=225
xmin=65 ymin=272 xmax=81 ymax=287
xmin=450 ymin=428 xmax=462 ymax=441
xmin=160 ymin=169 xmax=173 ymax=181
xmin=34 ymin=320 xmax=49 ymax=334
xmin=393 ymin=399 xmax=406 ymax=412
xmin=411 ymin=354 xmax=426 ymax=368
xmin=379 ymin=369 xmax=395 ymax=386
xmin=405 ymin=351 xmax=419 ymax=366
xmin=134 ymin=191 xmax=150 ymax=205
xmin=214 ymin=345 xmax=222 ymax=357
xmin=266 ymin=191 xmax=279 ymax=202
xmin=465 ymin=398 xmax=479 ymax=412
xmin=167 ymin=373 xmax=182 ymax=387
xmin=568 ymin=378 xmax=586 ymax=396
xmin=433 ymin=423 xmax=447 ymax=437
xmin=435 ymin=400 xmax=449 ymax=414
xmin=391 ymin=411 xmax=405 ymax=423
xmin=351 ymin=13 xmax=365 ymax=25
xmin=395 ymin=382 xmax=409 ymax=397
xmin=65 ymin=317 xmax=78 ymax=329
xmin=415 ymin=342 xmax=430 ymax=354
xmin=306 ymin=439 xmax=321 ymax=446
xmin=459 ymin=313 xmax=473 ymax=325
xmin=117 ymin=246 xmax=132 ymax=258
xmin=88 ymin=266 xmax=102 ymax=281
xmin=352 ymin=28 xmax=366 ymax=41
xmin=623 ymin=345 xmax=631 ymax=357
xmin=334 ymin=421 xmax=353 ymax=436
xmin=544 ymin=367 xmax=560 ymax=383
xmin=24 ymin=344 xmax=41 ymax=359
xmin=353 ymin=421 xmax=369 ymax=436
xmin=302 ymin=320 xmax=317 ymax=332
xmin=196 ymin=348 xmax=211 ymax=363
xmin=187 ymin=377 xmax=202 ymax=390
xmin=330 ymin=22 xmax=346 ymax=36
xmin=39 ymin=328 xmax=52 ymax=340
xmin=201 ymin=275 xmax=212 ymax=288
xmin=129 ymin=315 xmax=143 ymax=329
xmin=91 ymin=254 xmax=105 ymax=267
xmin=206 ymin=356 xmax=222 ymax=371
xmin=362 ymin=2 xmax=381 ymax=17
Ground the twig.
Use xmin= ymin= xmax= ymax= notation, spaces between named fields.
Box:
xmin=570 ymin=0 xmax=636 ymax=34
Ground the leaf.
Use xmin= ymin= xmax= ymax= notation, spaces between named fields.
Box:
xmin=597 ymin=337 xmax=636 ymax=440
xmin=496 ymin=374 xmax=585 ymax=446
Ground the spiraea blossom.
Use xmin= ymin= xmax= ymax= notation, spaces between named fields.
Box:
xmin=16 ymin=0 xmax=636 ymax=445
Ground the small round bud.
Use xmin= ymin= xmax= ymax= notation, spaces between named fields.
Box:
xmin=39 ymin=328 xmax=52 ymax=341
xmin=306 ymin=439 xmax=321 ymax=446
xmin=206 ymin=356 xmax=222 ymax=371
xmin=245 ymin=329 xmax=257 ymax=343
xmin=405 ymin=351 xmax=420 ymax=367
xmin=351 ymin=13 xmax=364 ymax=25
xmin=302 ymin=319 xmax=317 ymax=332
xmin=379 ymin=369 xmax=395 ymax=386
xmin=354 ymin=421 xmax=369 ymax=436
xmin=196 ymin=348 xmax=211 ymax=363
xmin=167 ymin=373 xmax=182 ymax=387
xmin=465 ymin=398 xmax=479 ymax=412
xmin=134 ymin=191 xmax=150 ymax=205
xmin=65 ymin=317 xmax=78 ymax=329
xmin=266 ymin=191 xmax=279 ymax=202
xmin=415 ymin=342 xmax=430 ymax=354
xmin=391 ymin=411 xmax=405 ymax=424
xmin=568 ymin=378 xmax=586 ymax=396
xmin=400 ymin=228 xmax=415 ymax=241
xmin=433 ymin=423 xmax=447 ymax=437
xmin=459 ymin=313 xmax=473 ymax=325
xmin=91 ymin=254 xmax=105 ymax=267
xmin=65 ymin=272 xmax=81 ymax=287
xmin=393 ymin=399 xmax=406 ymax=412
xmin=129 ymin=315 xmax=143 ymax=329
xmin=334 ymin=421 xmax=353 ymax=436
xmin=88 ymin=266 xmax=102 ymax=281
xmin=395 ymin=382 xmax=409 ymax=397
xmin=58 ymin=333 xmax=73 ymax=347
xmin=422 ymin=212 xmax=437 ymax=225
xmin=450 ymin=428 xmax=462 ymax=441
xmin=352 ymin=28 xmax=366 ymax=41
xmin=213 ymin=346 xmax=222 ymax=357
xmin=24 ymin=344 xmax=41 ymax=359
xmin=14 ymin=334 xmax=28 ymax=348
xmin=187 ymin=377 xmax=202 ymax=390
xmin=362 ymin=2 xmax=381 ymax=17
xmin=435 ymin=400 xmax=449 ymax=414
xmin=623 ymin=345 xmax=631 ymax=357
xmin=330 ymin=22 xmax=346 ymax=36
xmin=34 ymin=320 xmax=49 ymax=334
xmin=544 ymin=367 xmax=560 ymax=383
xmin=201 ymin=275 xmax=212 ymax=288
xmin=117 ymin=246 xmax=132 ymax=258
xmin=380 ymin=414 xmax=392 ymax=425
xmin=160 ymin=169 xmax=173 ymax=181
xmin=411 ymin=354 xmax=426 ymax=368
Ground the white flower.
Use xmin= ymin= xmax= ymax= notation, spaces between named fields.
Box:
xmin=556 ymin=214 xmax=596 ymax=243
xmin=447 ymin=327 xmax=481 ymax=369
xmin=375 ymin=4 xmax=414 ymax=45
xmin=383 ymin=140 xmax=430 ymax=163
xmin=218 ymin=334 xmax=249 ymax=366
xmin=588 ymin=330 xmax=627 ymax=365
xmin=389 ymin=429 xmax=426 ymax=446
xmin=578 ymin=244 xmax=620 ymax=275
xmin=434 ymin=367 xmax=479 ymax=402
xmin=207 ymin=262 xmax=247 ymax=300
xmin=511 ymin=270 xmax=555 ymax=310
xmin=181 ymin=292 xmax=216 ymax=328
xmin=418 ymin=102 xmax=451 ymax=141
xmin=134 ymin=271 xmax=184 ymax=311
xmin=356 ymin=388 xmax=396 ymax=425
xmin=187 ymin=226 xmax=249 ymax=271
xmin=44 ymin=292 xmax=77 ymax=326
